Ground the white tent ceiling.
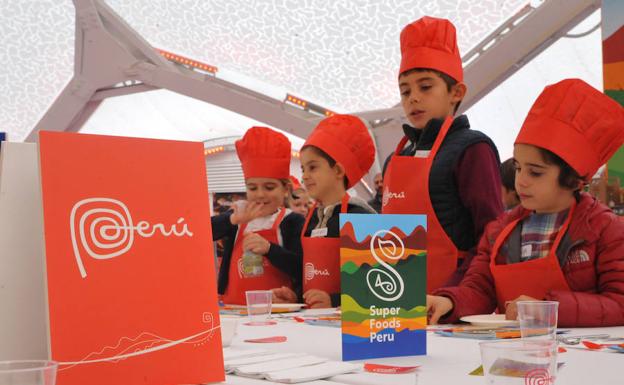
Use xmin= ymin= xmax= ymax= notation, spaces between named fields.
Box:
xmin=0 ymin=0 xmax=602 ymax=161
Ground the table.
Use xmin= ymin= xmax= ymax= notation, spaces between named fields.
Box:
xmin=222 ymin=314 xmax=623 ymax=385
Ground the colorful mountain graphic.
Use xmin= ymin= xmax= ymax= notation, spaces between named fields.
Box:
xmin=340 ymin=222 xmax=426 ymax=251
xmin=603 ymin=26 xmax=624 ymax=64
xmin=340 ymin=221 xmax=426 ymax=269
xmin=602 ymin=5 xmax=624 ymax=184
xmin=339 ymin=213 xmax=427 ymax=360
xmin=603 ymin=25 xmax=624 ymax=104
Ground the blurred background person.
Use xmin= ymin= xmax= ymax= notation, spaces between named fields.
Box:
xmin=500 ymin=158 xmax=520 ymax=210
xmin=367 ymin=172 xmax=383 ymax=213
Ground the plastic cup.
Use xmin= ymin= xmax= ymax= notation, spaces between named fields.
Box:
xmin=220 ymin=316 xmax=239 ymax=347
xmin=517 ymin=301 xmax=559 ymax=340
xmin=0 ymin=361 xmax=58 ymax=385
xmin=245 ymin=290 xmax=273 ymax=326
xmin=480 ymin=340 xmax=557 ymax=385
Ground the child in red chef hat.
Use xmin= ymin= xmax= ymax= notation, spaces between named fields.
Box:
xmin=428 ymin=79 xmax=624 ymax=327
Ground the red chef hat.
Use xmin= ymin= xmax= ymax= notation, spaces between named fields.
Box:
xmin=235 ymin=127 xmax=291 ymax=180
xmin=399 ymin=16 xmax=463 ymax=82
xmin=515 ymin=79 xmax=624 ymax=180
xmin=303 ymin=114 xmax=375 ymax=188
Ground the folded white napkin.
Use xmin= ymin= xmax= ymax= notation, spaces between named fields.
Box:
xmin=225 ymin=376 xmax=346 ymax=385
xmin=222 ymin=347 xmax=269 ymax=361
xmin=225 ymin=353 xmax=303 ymax=373
xmin=265 ymin=361 xmax=361 ymax=383
xmin=235 ymin=355 xmax=329 ymax=378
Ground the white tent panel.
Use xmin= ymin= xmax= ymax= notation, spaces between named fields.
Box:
xmin=78 ymin=88 xmax=306 ymax=147
xmin=0 ymin=0 xmax=604 ymax=172
xmin=1 ymin=0 xmax=525 ymax=141
xmin=0 ymin=1 xmax=74 ymax=141
xmin=103 ymin=0 xmax=526 ymax=112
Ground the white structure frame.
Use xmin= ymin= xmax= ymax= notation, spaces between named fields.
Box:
xmin=24 ymin=0 xmax=601 ymax=179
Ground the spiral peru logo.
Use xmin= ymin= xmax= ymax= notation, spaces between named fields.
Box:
xmin=304 ymin=262 xmax=315 ymax=281
xmin=304 ymin=262 xmax=329 ymax=282
xmin=524 ymin=368 xmax=553 ymax=385
xmin=70 ymin=197 xmax=193 ymax=278
xmin=366 ymin=230 xmax=405 ymax=301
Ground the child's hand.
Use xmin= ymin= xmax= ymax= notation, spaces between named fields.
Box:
xmin=303 ymin=289 xmax=332 ymax=308
xmin=504 ymin=295 xmax=539 ymax=320
xmin=272 ymin=286 xmax=297 ymax=303
xmin=426 ymin=295 xmax=453 ymax=324
xmin=242 ymin=233 xmax=271 ymax=255
xmin=230 ymin=200 xmax=264 ymax=225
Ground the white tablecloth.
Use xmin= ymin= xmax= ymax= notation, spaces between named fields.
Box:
xmin=222 ymin=314 xmax=623 ymax=385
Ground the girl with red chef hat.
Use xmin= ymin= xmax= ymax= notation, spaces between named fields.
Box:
xmin=212 ymin=127 xmax=304 ymax=305
xmin=427 ymin=79 xmax=624 ymax=327
xmin=273 ymin=115 xmax=376 ymax=308
xmin=383 ymin=16 xmax=503 ymax=292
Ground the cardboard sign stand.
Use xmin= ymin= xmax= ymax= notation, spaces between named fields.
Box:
xmin=0 ymin=133 xmax=225 ymax=385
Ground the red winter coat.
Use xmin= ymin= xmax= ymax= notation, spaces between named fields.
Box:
xmin=434 ymin=193 xmax=624 ymax=327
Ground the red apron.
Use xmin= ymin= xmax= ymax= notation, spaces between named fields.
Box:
xmin=222 ymin=208 xmax=293 ymax=305
xmin=301 ymin=194 xmax=350 ymax=294
xmin=490 ymin=204 xmax=574 ymax=312
xmin=381 ymin=116 xmax=461 ymax=291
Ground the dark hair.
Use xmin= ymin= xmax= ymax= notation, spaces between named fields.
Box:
xmin=537 ymin=148 xmax=585 ymax=198
xmin=500 ymin=158 xmax=517 ymax=191
xmin=291 ymin=187 xmax=306 ymax=200
xmin=399 ymin=68 xmax=461 ymax=113
xmin=301 ymin=145 xmax=349 ymax=188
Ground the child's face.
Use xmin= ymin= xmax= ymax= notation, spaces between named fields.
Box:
xmin=399 ymin=70 xmax=462 ymax=129
xmin=300 ymin=148 xmax=343 ymax=203
xmin=289 ymin=190 xmax=310 ymax=216
xmin=245 ymin=178 xmax=288 ymax=216
xmin=513 ymin=144 xmax=576 ymax=213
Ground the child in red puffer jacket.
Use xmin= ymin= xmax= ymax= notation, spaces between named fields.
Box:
xmin=427 ymin=79 xmax=624 ymax=327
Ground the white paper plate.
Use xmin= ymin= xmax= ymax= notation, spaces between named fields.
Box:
xmin=223 ymin=303 xmax=306 ymax=312
xmin=460 ymin=314 xmax=519 ymax=327
xmin=272 ymin=303 xmax=306 ymax=309
xmin=270 ymin=303 xmax=307 ymax=313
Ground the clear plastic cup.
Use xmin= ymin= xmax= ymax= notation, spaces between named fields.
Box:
xmin=480 ymin=340 xmax=557 ymax=385
xmin=245 ymin=290 xmax=273 ymax=326
xmin=0 ymin=361 xmax=58 ymax=385
xmin=517 ymin=301 xmax=559 ymax=340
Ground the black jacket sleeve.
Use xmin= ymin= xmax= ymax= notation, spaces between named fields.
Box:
xmin=266 ymin=212 xmax=305 ymax=279
xmin=212 ymin=212 xmax=239 ymax=295
xmin=211 ymin=212 xmax=237 ymax=240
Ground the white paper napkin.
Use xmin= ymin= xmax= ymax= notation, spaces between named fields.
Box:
xmin=265 ymin=361 xmax=361 ymax=383
xmin=222 ymin=347 xmax=269 ymax=361
xmin=225 ymin=352 xmax=303 ymax=373
xmin=235 ymin=355 xmax=329 ymax=378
